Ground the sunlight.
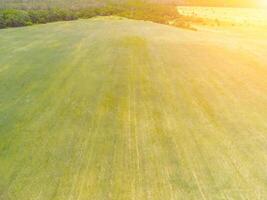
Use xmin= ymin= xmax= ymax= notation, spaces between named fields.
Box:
xmin=260 ymin=0 xmax=267 ymax=6
xmin=177 ymin=6 xmax=267 ymax=27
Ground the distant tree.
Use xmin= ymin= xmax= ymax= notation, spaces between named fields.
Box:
xmin=1 ymin=10 xmax=32 ymax=27
xmin=28 ymin=10 xmax=49 ymax=24
xmin=0 ymin=2 xmax=195 ymax=30
xmin=0 ymin=13 xmax=6 ymax=28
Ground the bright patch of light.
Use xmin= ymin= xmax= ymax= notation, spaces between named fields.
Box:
xmin=260 ymin=0 xmax=267 ymax=6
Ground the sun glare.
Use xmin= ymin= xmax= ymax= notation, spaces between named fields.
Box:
xmin=260 ymin=0 xmax=267 ymax=6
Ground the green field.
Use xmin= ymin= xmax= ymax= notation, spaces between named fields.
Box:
xmin=0 ymin=17 xmax=267 ymax=199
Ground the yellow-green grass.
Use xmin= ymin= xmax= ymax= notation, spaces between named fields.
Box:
xmin=0 ymin=17 xmax=267 ymax=200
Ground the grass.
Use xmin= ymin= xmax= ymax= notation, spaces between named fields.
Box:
xmin=0 ymin=17 xmax=267 ymax=199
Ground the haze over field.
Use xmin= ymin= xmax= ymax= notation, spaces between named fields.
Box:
xmin=0 ymin=16 xmax=267 ymax=199
xmin=177 ymin=6 xmax=267 ymax=27
xmin=153 ymin=0 xmax=267 ymax=7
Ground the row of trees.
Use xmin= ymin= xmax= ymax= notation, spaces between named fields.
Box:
xmin=0 ymin=3 xmax=195 ymax=30
xmin=0 ymin=9 xmax=78 ymax=28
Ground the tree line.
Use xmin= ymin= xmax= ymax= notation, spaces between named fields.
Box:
xmin=0 ymin=2 xmax=195 ymax=30
xmin=0 ymin=9 xmax=78 ymax=28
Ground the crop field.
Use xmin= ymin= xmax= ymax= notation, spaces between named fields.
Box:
xmin=0 ymin=17 xmax=267 ymax=199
